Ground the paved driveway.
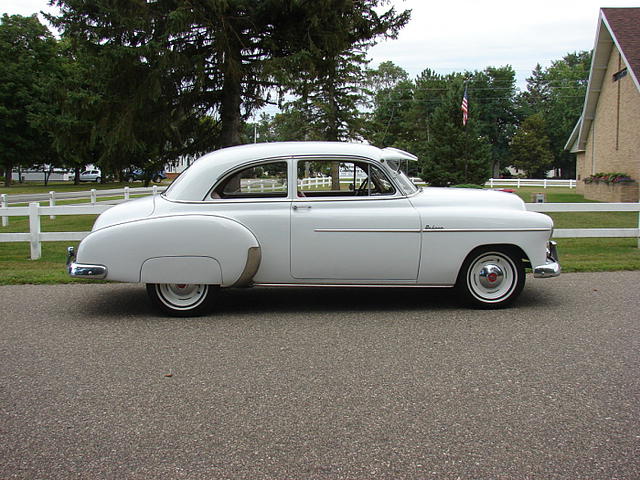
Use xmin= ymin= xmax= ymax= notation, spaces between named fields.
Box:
xmin=1 ymin=272 xmax=639 ymax=479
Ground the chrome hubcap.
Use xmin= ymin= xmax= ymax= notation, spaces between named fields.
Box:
xmin=157 ymin=283 xmax=208 ymax=310
xmin=478 ymin=264 xmax=504 ymax=289
xmin=467 ymin=252 xmax=517 ymax=303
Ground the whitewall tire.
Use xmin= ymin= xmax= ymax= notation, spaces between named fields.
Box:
xmin=456 ymin=247 xmax=525 ymax=308
xmin=146 ymin=283 xmax=218 ymax=316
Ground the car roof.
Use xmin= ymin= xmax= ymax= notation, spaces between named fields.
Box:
xmin=165 ymin=142 xmax=416 ymax=201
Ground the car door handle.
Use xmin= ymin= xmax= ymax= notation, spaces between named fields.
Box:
xmin=292 ymin=205 xmax=312 ymax=210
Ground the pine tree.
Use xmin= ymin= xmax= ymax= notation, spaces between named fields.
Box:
xmin=421 ymin=81 xmax=492 ymax=186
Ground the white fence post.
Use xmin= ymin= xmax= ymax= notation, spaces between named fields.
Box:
xmin=29 ymin=202 xmax=41 ymax=260
xmin=543 ymin=178 xmax=547 ymax=189
xmin=124 ymin=186 xmax=130 ymax=200
xmin=90 ymin=189 xmax=96 ymax=205
xmin=1 ymin=194 xmax=7 ymax=227
xmin=49 ymin=191 xmax=56 ymax=220
xmin=153 ymin=185 xmax=158 ymax=196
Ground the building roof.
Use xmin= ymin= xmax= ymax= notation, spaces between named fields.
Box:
xmin=602 ymin=8 xmax=640 ymax=84
xmin=565 ymin=8 xmax=640 ymax=153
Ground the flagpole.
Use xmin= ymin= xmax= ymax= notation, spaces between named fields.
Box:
xmin=461 ymin=83 xmax=469 ymax=182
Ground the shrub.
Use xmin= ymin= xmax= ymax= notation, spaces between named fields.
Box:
xmin=584 ymin=172 xmax=635 ymax=185
xmin=451 ymin=184 xmax=484 ymax=189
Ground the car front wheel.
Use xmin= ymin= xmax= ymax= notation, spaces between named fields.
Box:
xmin=146 ymin=283 xmax=218 ymax=316
xmin=456 ymin=247 xmax=525 ymax=308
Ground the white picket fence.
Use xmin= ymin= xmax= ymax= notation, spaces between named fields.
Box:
xmin=0 ymin=185 xmax=164 ymax=208
xmin=1 ymin=198 xmax=639 ymax=259
xmin=407 ymin=178 xmax=577 ymax=188
xmin=487 ymin=178 xmax=577 ymax=189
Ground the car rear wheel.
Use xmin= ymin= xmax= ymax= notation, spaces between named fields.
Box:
xmin=95 ymin=177 xmax=101 ymax=183
xmin=146 ymin=283 xmax=218 ymax=316
xmin=456 ymin=247 xmax=525 ymax=308
xmin=152 ymin=175 xmax=162 ymax=183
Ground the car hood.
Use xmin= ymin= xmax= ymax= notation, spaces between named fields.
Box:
xmin=92 ymin=195 xmax=156 ymax=231
xmin=410 ymin=187 xmax=526 ymax=210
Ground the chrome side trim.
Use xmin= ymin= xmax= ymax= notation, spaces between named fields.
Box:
xmin=313 ymin=227 xmax=550 ymax=234
xmin=231 ymin=246 xmax=262 ymax=287
xmin=422 ymin=228 xmax=551 ymax=233
xmin=252 ymin=283 xmax=453 ymax=288
xmin=315 ymin=228 xmax=421 ymax=233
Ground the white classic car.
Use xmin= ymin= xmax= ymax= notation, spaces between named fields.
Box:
xmin=67 ymin=142 xmax=560 ymax=316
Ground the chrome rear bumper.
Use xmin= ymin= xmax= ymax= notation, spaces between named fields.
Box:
xmin=66 ymin=246 xmax=107 ymax=280
xmin=533 ymin=241 xmax=561 ymax=278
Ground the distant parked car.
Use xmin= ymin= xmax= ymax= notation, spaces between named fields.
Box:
xmin=67 ymin=142 xmax=560 ymax=316
xmin=73 ymin=169 xmax=102 ymax=182
xmin=126 ymin=169 xmax=167 ymax=183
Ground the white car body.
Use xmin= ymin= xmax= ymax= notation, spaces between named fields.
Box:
xmin=68 ymin=142 xmax=560 ymax=315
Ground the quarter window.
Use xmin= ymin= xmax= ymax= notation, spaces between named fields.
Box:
xmin=212 ymin=161 xmax=288 ymax=199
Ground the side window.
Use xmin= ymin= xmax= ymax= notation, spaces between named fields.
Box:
xmin=212 ymin=161 xmax=288 ymax=199
xmin=297 ymin=160 xmax=395 ymax=197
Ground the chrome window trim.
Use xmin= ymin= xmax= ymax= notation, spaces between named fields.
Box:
xmin=203 ymin=156 xmax=292 ymax=201
xmin=166 ymin=196 xmax=293 ymax=205
xmin=291 ymin=195 xmax=407 ymax=203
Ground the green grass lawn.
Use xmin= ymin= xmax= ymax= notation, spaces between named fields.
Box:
xmin=554 ymin=238 xmax=640 ymax=272
xmin=510 ymin=186 xmax=595 ymax=204
xmin=1 ymin=185 xmax=638 ymax=284
xmin=0 ymin=241 xmax=92 ymax=284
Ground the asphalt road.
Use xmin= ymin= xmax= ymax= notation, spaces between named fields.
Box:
xmin=1 ymin=272 xmax=639 ymax=479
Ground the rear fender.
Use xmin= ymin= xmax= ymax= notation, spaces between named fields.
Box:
xmin=77 ymin=215 xmax=260 ymax=286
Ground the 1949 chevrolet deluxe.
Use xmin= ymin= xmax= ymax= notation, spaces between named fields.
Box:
xmin=67 ymin=142 xmax=560 ymax=316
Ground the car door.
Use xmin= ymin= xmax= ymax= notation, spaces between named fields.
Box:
xmin=291 ymin=158 xmax=421 ymax=281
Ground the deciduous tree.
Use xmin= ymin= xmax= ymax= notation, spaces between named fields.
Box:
xmin=510 ymin=113 xmax=554 ymax=178
xmin=0 ymin=14 xmax=58 ymax=186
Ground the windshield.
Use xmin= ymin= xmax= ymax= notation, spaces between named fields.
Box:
xmin=385 ymin=159 xmax=419 ymax=195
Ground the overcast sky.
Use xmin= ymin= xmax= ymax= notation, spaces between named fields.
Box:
xmin=3 ymin=0 xmax=639 ymax=90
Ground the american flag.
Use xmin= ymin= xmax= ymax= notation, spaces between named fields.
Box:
xmin=461 ymin=86 xmax=469 ymax=126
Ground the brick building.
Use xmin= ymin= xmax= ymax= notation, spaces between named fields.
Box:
xmin=565 ymin=8 xmax=640 ymax=202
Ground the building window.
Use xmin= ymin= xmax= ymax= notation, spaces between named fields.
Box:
xmin=613 ymin=68 xmax=627 ymax=82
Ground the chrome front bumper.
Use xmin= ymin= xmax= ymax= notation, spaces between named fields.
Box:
xmin=66 ymin=246 xmax=107 ymax=280
xmin=533 ymin=241 xmax=561 ymax=278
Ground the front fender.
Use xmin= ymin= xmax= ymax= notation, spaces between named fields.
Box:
xmin=76 ymin=214 xmax=260 ymax=286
